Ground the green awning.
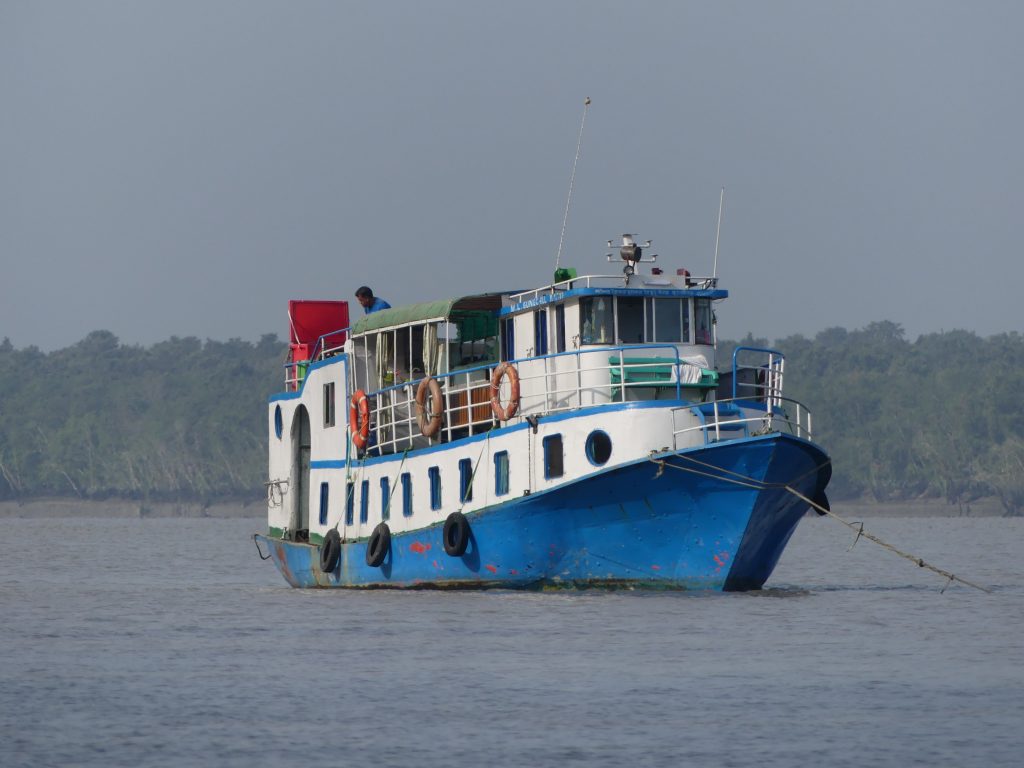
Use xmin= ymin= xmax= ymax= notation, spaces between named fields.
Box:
xmin=350 ymin=294 xmax=506 ymax=335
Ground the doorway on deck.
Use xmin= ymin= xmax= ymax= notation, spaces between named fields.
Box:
xmin=290 ymin=405 xmax=311 ymax=542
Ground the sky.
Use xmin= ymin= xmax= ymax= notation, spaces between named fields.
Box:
xmin=2 ymin=1 xmax=1022 ymax=351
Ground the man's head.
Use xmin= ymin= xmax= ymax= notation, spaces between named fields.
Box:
xmin=355 ymin=286 xmax=374 ymax=309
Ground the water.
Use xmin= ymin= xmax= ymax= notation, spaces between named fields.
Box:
xmin=2 ymin=513 xmax=1022 ymax=768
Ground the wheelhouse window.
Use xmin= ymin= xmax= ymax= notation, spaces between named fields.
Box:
xmin=579 ymin=297 xmax=614 ymax=345
xmin=651 ymin=298 xmax=688 ymax=343
xmin=543 ymin=434 xmax=564 ymax=479
xmin=616 ymin=296 xmax=644 ymax=345
xmin=695 ymin=299 xmax=713 ymax=345
xmin=323 ymin=382 xmax=335 ymax=427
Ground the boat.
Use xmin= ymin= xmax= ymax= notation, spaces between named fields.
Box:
xmin=254 ymin=234 xmax=831 ymax=590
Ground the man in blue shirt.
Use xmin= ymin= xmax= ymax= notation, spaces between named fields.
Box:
xmin=355 ymin=286 xmax=391 ymax=315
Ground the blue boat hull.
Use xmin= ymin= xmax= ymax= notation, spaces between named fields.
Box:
xmin=255 ymin=433 xmax=830 ymax=591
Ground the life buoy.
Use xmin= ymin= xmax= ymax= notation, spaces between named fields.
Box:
xmin=319 ymin=528 xmax=341 ymax=573
xmin=349 ymin=390 xmax=370 ymax=450
xmin=365 ymin=522 xmax=391 ymax=567
xmin=443 ymin=511 xmax=471 ymax=557
xmin=490 ymin=362 xmax=521 ymax=421
xmin=415 ymin=376 xmax=444 ymax=437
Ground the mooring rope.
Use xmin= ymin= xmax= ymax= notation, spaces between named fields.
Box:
xmin=649 ymin=454 xmax=991 ymax=594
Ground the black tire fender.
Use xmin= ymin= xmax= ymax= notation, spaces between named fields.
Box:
xmin=319 ymin=528 xmax=341 ymax=573
xmin=366 ymin=522 xmax=391 ymax=567
xmin=443 ymin=511 xmax=470 ymax=557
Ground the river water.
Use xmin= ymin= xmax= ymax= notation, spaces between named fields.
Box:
xmin=1 ymin=512 xmax=1022 ymax=767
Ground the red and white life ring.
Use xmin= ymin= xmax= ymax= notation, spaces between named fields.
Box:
xmin=490 ymin=362 xmax=521 ymax=421
xmin=349 ymin=390 xmax=370 ymax=450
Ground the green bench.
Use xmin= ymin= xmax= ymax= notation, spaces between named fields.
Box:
xmin=608 ymin=356 xmax=719 ymax=399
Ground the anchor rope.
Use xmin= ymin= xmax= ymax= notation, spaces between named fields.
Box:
xmin=649 ymin=454 xmax=991 ymax=594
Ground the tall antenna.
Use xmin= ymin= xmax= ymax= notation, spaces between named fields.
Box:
xmin=712 ymin=186 xmax=725 ymax=279
xmin=555 ymin=96 xmax=591 ymax=273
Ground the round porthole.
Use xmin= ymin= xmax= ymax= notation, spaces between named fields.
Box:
xmin=585 ymin=430 xmax=612 ymax=466
xmin=274 ymin=405 xmax=283 ymax=439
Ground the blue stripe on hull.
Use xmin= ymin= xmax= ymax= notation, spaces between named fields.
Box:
xmin=256 ymin=434 xmax=829 ymax=591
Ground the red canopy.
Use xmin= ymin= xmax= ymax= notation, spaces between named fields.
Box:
xmin=288 ymin=300 xmax=349 ymax=361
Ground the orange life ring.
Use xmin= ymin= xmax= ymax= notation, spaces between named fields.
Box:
xmin=349 ymin=390 xmax=370 ymax=450
xmin=490 ymin=362 xmax=521 ymax=421
xmin=415 ymin=376 xmax=444 ymax=437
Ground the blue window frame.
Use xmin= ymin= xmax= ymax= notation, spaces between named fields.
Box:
xmin=360 ymin=480 xmax=369 ymax=523
xmin=501 ymin=317 xmax=515 ymax=361
xmin=318 ymin=482 xmax=329 ymax=525
xmin=429 ymin=466 xmax=442 ymax=510
xmin=555 ymin=304 xmax=566 ymax=353
xmin=381 ymin=477 xmax=390 ymax=521
xmin=534 ymin=309 xmax=548 ymax=356
xmin=543 ymin=434 xmax=564 ymax=479
xmin=459 ymin=458 xmax=473 ymax=503
xmin=345 ymin=482 xmax=354 ymax=526
xmin=494 ymin=451 xmax=509 ymax=496
xmin=401 ymin=472 xmax=413 ymax=518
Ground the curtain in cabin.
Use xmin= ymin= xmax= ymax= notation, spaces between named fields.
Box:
xmin=423 ymin=323 xmax=439 ymax=376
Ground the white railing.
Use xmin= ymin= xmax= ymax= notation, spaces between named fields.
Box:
xmin=358 ymin=345 xmax=717 ymax=456
xmin=670 ymin=396 xmax=813 ymax=448
xmin=510 ymin=274 xmax=720 ymax=305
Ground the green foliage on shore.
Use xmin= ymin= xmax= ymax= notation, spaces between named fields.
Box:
xmin=1 ymin=323 xmax=1022 ymax=513
xmin=0 ymin=332 xmax=284 ymax=503
xmin=721 ymin=322 xmax=1024 ymax=514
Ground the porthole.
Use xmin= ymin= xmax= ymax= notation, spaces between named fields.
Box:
xmin=274 ymin=405 xmax=283 ymax=439
xmin=585 ymin=430 xmax=612 ymax=466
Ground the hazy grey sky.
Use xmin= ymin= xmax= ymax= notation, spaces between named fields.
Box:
xmin=3 ymin=1 xmax=1021 ymax=350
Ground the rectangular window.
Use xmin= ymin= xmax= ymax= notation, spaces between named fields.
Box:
xmin=323 ymin=382 xmax=336 ymax=427
xmin=653 ymin=298 xmax=683 ymax=342
xmin=459 ymin=458 xmax=474 ymax=503
xmin=695 ymin=299 xmax=713 ymax=345
xmin=616 ymin=296 xmax=645 ymax=345
xmin=345 ymin=482 xmax=354 ymax=526
xmin=318 ymin=482 xmax=329 ymax=525
xmin=579 ymin=297 xmax=613 ymax=345
xmin=401 ymin=472 xmax=413 ymax=518
xmin=543 ymin=434 xmax=564 ymax=479
xmin=360 ymin=480 xmax=369 ymax=524
xmin=380 ymin=477 xmax=390 ymax=521
xmin=555 ymin=304 xmax=566 ymax=353
xmin=534 ymin=309 xmax=548 ymax=356
xmin=429 ymin=466 xmax=442 ymax=510
xmin=494 ymin=451 xmax=509 ymax=496
xmin=501 ymin=317 xmax=515 ymax=361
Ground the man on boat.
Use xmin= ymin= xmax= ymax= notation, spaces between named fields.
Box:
xmin=355 ymin=286 xmax=391 ymax=315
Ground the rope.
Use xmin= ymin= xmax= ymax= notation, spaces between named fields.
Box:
xmin=554 ymin=97 xmax=590 ymax=273
xmin=460 ymin=430 xmax=492 ymax=514
xmin=649 ymin=454 xmax=991 ymax=594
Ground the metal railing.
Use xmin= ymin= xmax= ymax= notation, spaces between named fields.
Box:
xmin=731 ymin=346 xmax=785 ymax=407
xmin=510 ymin=274 xmax=720 ymax=304
xmin=670 ymin=395 xmax=813 ymax=448
xmin=359 ymin=344 xmax=717 ymax=456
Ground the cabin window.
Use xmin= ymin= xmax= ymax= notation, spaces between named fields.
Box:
xmin=543 ymin=434 xmax=564 ymax=479
xmin=429 ymin=466 xmax=442 ymax=510
xmin=555 ymin=305 xmax=566 ymax=353
xmin=494 ymin=451 xmax=510 ymax=496
xmin=323 ymin=382 xmax=335 ymax=427
xmin=448 ymin=311 xmax=499 ymax=370
xmin=345 ymin=481 xmax=354 ymax=526
xmin=585 ymin=430 xmax=612 ymax=466
xmin=401 ymin=472 xmax=413 ymax=518
xmin=318 ymin=482 xmax=329 ymax=525
xmin=616 ymin=296 xmax=645 ymax=345
xmin=501 ymin=318 xmax=515 ymax=362
xmin=274 ymin=405 xmax=283 ymax=439
xmin=459 ymin=458 xmax=474 ymax=503
xmin=579 ymin=297 xmax=614 ymax=345
xmin=360 ymin=480 xmax=369 ymax=523
xmin=380 ymin=477 xmax=390 ymax=521
xmin=652 ymin=298 xmax=687 ymax=343
xmin=534 ymin=310 xmax=548 ymax=356
xmin=695 ymin=299 xmax=713 ymax=345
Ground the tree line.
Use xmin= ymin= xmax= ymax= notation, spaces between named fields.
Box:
xmin=1 ymin=323 xmax=1022 ymax=513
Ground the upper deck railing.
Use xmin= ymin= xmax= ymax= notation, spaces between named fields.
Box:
xmin=509 ymin=274 xmax=720 ymax=305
